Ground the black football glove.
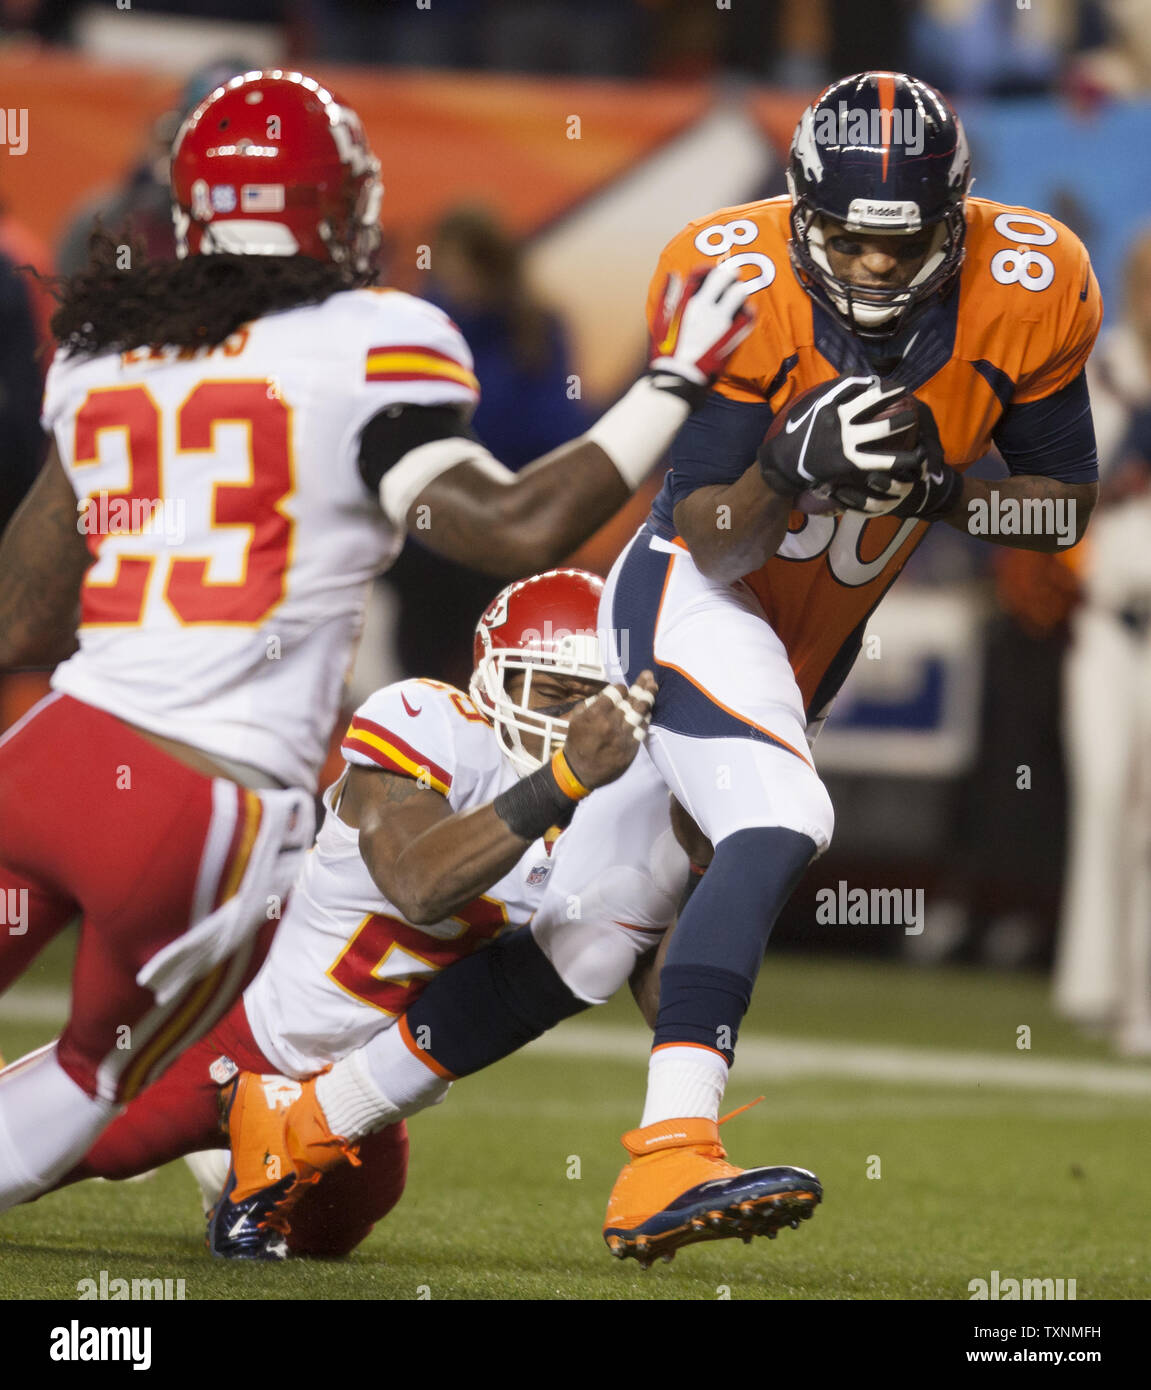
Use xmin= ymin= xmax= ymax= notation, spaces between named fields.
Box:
xmin=757 ymin=376 xmax=925 ymax=501
xmin=825 ymin=398 xmax=963 ymax=521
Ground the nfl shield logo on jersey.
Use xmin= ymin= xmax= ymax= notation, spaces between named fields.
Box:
xmin=527 ymin=863 xmax=550 ymax=887
xmin=209 ymin=1055 xmax=238 ymax=1085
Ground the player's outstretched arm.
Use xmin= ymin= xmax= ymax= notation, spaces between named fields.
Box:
xmin=363 ymin=263 xmax=753 ymax=578
xmin=0 ymin=444 xmax=90 ymax=671
xmin=348 ymin=674 xmax=657 ymax=925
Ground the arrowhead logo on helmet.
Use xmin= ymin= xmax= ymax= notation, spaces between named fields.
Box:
xmin=170 ymin=69 xmax=383 ymax=274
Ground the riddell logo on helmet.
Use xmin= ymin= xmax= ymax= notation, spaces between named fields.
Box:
xmin=810 ymin=102 xmax=924 ymax=156
xmin=846 ymin=198 xmax=923 ymax=230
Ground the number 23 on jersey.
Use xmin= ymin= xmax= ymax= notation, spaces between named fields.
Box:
xmin=73 ymin=379 xmax=294 ymax=627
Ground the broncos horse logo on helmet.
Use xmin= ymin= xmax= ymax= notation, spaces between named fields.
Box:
xmin=787 ymin=71 xmax=972 ymax=337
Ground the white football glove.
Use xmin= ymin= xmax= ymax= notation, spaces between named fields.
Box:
xmin=648 ymin=260 xmax=755 ymax=392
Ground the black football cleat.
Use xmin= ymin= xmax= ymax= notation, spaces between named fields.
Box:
xmin=207 ymin=1169 xmax=295 ymax=1261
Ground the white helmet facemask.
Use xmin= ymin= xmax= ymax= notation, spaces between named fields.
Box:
xmin=806 ymin=215 xmax=948 ymax=329
xmin=469 ymin=629 xmax=605 ymax=777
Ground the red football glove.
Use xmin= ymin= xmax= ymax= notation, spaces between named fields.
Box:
xmin=648 ymin=260 xmax=755 ymax=400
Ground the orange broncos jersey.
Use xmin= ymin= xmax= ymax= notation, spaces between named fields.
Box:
xmin=645 ymin=194 xmax=1102 ymax=717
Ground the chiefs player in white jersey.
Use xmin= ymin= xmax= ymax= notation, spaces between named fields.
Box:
xmin=29 ymin=570 xmax=683 ymax=1260
xmin=0 ymin=70 xmax=754 ymax=1212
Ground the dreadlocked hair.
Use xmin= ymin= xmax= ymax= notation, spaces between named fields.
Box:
xmin=51 ymin=227 xmax=376 ymax=356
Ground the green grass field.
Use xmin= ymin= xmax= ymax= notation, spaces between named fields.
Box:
xmin=2 ymin=932 xmax=1148 ymax=1301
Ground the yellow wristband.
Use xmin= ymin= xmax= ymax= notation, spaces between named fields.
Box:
xmin=551 ymin=749 xmax=590 ymax=801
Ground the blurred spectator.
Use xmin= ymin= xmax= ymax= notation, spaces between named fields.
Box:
xmin=0 ymin=249 xmax=47 ymax=535
xmin=298 ymin=0 xmax=479 ymax=70
xmin=95 ymin=0 xmax=286 ymax=17
xmin=1054 ymin=227 xmax=1151 ymax=1052
xmin=0 ymin=201 xmax=55 ymax=368
xmin=1068 ymin=0 xmax=1151 ymax=99
xmin=910 ymin=0 xmax=1090 ymax=97
xmin=478 ymin=0 xmax=650 ymax=77
xmin=383 ymin=206 xmax=591 ymax=689
xmin=0 ymin=0 xmax=76 ymax=42
xmin=822 ymin=0 xmax=910 ymax=83
xmin=426 ymin=207 xmax=591 ymax=471
xmin=302 ymin=0 xmax=650 ymax=75
xmin=645 ymin=0 xmax=905 ymax=85
xmin=55 ymin=58 xmax=251 ymax=275
xmin=0 ymin=0 xmax=286 ymax=40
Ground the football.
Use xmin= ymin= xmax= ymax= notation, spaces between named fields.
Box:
xmin=792 ymin=382 xmax=920 ymax=515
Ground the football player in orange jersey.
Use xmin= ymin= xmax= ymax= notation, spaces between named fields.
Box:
xmin=245 ymin=72 xmax=1102 ymax=1270
xmin=0 ymin=71 xmax=754 ymax=1214
xmin=592 ymin=70 xmax=1101 ymax=1262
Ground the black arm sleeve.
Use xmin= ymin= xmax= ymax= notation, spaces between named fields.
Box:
xmin=666 ymin=391 xmax=775 ymax=509
xmin=357 ymin=403 xmax=478 ymax=495
xmin=991 ymin=370 xmax=1098 ymax=485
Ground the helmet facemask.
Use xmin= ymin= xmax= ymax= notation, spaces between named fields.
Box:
xmin=470 ymin=630 xmax=606 ymax=777
xmin=788 ymin=188 xmax=966 ymax=339
xmin=319 ymin=101 xmax=384 ymax=275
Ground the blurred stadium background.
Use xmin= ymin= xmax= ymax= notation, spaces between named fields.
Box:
xmin=1 ymin=0 xmax=1150 ymax=1300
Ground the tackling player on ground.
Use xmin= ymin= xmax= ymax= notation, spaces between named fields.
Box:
xmin=29 ymin=570 xmax=689 ymax=1259
xmin=0 ymin=70 xmax=754 ymax=1212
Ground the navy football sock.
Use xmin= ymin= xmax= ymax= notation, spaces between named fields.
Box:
xmin=403 ymin=924 xmax=588 ymax=1078
xmin=652 ymin=826 xmax=815 ymax=1062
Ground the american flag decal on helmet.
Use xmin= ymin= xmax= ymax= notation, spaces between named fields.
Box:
xmin=240 ymin=184 xmax=286 ymax=213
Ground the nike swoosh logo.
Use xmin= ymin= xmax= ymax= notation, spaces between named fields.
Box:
xmin=783 ymin=377 xmax=878 ymax=483
xmin=229 ymin=1215 xmax=249 ymax=1238
xmin=400 ymin=692 xmax=422 ymax=717
xmin=784 ymin=399 xmax=823 ymax=435
xmin=782 ymin=375 xmax=875 ymax=434
xmin=928 ymin=468 xmax=945 ymax=486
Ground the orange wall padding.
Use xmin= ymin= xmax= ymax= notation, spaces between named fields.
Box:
xmin=0 ymin=53 xmax=709 ymax=254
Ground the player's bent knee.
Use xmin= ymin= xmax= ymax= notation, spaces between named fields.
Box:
xmin=712 ymin=772 xmax=834 ymax=856
xmin=787 ymin=775 xmax=834 ymax=854
xmin=532 ymin=913 xmax=658 ymax=1007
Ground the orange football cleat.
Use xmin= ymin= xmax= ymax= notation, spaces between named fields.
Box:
xmin=603 ymin=1110 xmax=821 ymax=1268
xmin=207 ymin=1072 xmax=360 ymax=1260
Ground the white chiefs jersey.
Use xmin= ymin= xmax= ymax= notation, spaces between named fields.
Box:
xmin=242 ymin=678 xmax=681 ymax=1077
xmin=42 ymin=288 xmax=479 ymax=791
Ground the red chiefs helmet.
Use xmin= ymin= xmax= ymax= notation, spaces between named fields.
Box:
xmin=470 ymin=569 xmax=607 ymax=776
xmin=170 ymin=69 xmax=382 ymax=273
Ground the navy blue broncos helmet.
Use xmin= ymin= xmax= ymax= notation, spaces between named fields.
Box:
xmin=787 ymin=71 xmax=972 ymax=337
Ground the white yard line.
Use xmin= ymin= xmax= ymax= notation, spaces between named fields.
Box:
xmin=527 ymin=1024 xmax=1151 ymax=1098
xmin=7 ymin=990 xmax=1149 ymax=1097
xmin=0 ymin=989 xmax=72 ymax=1024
